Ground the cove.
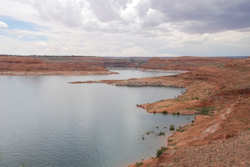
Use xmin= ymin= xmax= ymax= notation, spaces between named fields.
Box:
xmin=0 ymin=69 xmax=193 ymax=167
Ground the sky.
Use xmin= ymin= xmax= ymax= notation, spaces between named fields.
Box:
xmin=0 ymin=0 xmax=250 ymax=57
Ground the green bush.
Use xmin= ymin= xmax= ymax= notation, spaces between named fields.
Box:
xmin=169 ymin=125 xmax=175 ymax=131
xmin=162 ymin=111 xmax=168 ymax=115
xmin=146 ymin=131 xmax=154 ymax=135
xmin=176 ymin=127 xmax=184 ymax=132
xmin=158 ymin=132 xmax=165 ymax=136
xmin=135 ymin=162 xmax=143 ymax=167
xmin=168 ymin=139 xmax=173 ymax=143
xmin=192 ymin=97 xmax=199 ymax=100
xmin=156 ymin=147 xmax=167 ymax=157
xmin=196 ymin=106 xmax=215 ymax=115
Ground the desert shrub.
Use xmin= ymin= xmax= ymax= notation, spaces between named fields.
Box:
xmin=156 ymin=147 xmax=167 ymax=157
xmin=158 ymin=132 xmax=165 ymax=136
xmin=196 ymin=106 xmax=215 ymax=115
xmin=168 ymin=139 xmax=173 ymax=143
xmin=135 ymin=162 xmax=143 ymax=167
xmin=146 ymin=131 xmax=154 ymax=135
xmin=169 ymin=125 xmax=175 ymax=131
xmin=192 ymin=97 xmax=199 ymax=100
xmin=162 ymin=111 xmax=168 ymax=115
xmin=176 ymin=127 xmax=185 ymax=132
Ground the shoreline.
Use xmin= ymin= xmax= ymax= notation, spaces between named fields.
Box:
xmin=70 ymin=72 xmax=197 ymax=166
xmin=0 ymin=70 xmax=118 ymax=76
xmin=1 ymin=56 xmax=249 ymax=166
xmin=71 ymin=64 xmax=250 ymax=166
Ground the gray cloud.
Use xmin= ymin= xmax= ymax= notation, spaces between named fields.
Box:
xmin=4 ymin=0 xmax=250 ymax=34
xmin=1 ymin=0 xmax=250 ymax=57
xmin=83 ymin=0 xmax=250 ymax=33
xmin=87 ymin=0 xmax=127 ymax=22
xmin=31 ymin=0 xmax=85 ymax=27
xmin=149 ymin=0 xmax=250 ymax=33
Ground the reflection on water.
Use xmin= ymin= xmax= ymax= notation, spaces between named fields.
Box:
xmin=0 ymin=70 xmax=193 ymax=167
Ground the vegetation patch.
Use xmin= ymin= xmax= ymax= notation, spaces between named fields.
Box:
xmin=158 ymin=132 xmax=165 ymax=136
xmin=156 ymin=147 xmax=168 ymax=158
xmin=169 ymin=125 xmax=175 ymax=131
xmin=169 ymin=143 xmax=176 ymax=146
xmin=146 ymin=131 xmax=154 ymax=135
xmin=186 ymin=107 xmax=196 ymax=110
xmin=168 ymin=139 xmax=173 ymax=143
xmin=192 ymin=97 xmax=199 ymax=100
xmin=162 ymin=111 xmax=168 ymax=115
xmin=196 ymin=106 xmax=215 ymax=115
xmin=172 ymin=112 xmax=180 ymax=115
xmin=176 ymin=127 xmax=185 ymax=132
xmin=135 ymin=162 xmax=143 ymax=167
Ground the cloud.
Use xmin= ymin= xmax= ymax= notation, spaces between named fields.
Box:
xmin=4 ymin=0 xmax=250 ymax=34
xmin=0 ymin=21 xmax=8 ymax=28
xmin=149 ymin=0 xmax=250 ymax=33
xmin=30 ymin=0 xmax=86 ymax=27
xmin=0 ymin=0 xmax=250 ymax=57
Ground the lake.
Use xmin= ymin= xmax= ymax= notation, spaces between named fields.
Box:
xmin=0 ymin=69 xmax=193 ymax=167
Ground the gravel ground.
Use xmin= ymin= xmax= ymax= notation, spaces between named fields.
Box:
xmin=158 ymin=130 xmax=250 ymax=167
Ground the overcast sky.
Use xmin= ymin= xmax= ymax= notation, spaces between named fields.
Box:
xmin=0 ymin=0 xmax=250 ymax=57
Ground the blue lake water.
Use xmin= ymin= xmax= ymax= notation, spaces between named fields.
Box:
xmin=0 ymin=70 xmax=193 ymax=167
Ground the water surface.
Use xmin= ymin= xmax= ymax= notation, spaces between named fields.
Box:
xmin=0 ymin=70 xmax=193 ymax=167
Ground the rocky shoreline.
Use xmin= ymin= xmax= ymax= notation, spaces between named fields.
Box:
xmin=0 ymin=70 xmax=117 ymax=76
xmin=71 ymin=57 xmax=250 ymax=167
xmin=1 ymin=55 xmax=250 ymax=166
